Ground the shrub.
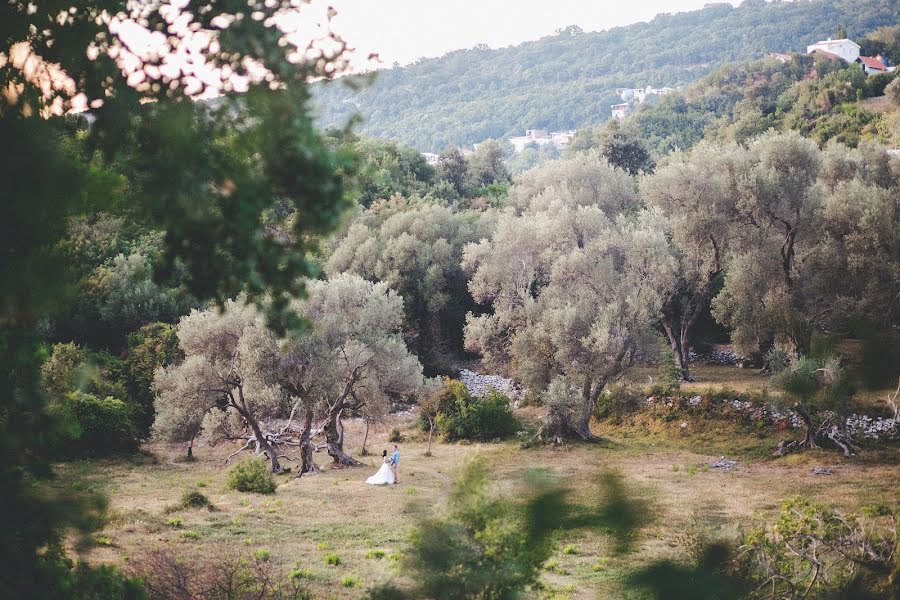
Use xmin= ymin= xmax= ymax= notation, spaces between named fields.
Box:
xmin=178 ymin=490 xmax=213 ymax=510
xmin=434 ymin=381 xmax=518 ymax=441
xmin=226 ymin=458 xmax=277 ymax=494
xmin=56 ymin=391 xmax=136 ymax=455
xmin=882 ymin=73 xmax=900 ymax=106
xmin=388 ymin=428 xmax=403 ymax=443
xmin=737 ymin=497 xmax=897 ymax=598
xmin=365 ymin=550 xmax=386 ymax=560
xmin=255 ymin=549 xmax=271 ymax=562
xmin=403 ymin=456 xmax=646 ymax=599
xmin=594 ymin=385 xmax=643 ymax=422
xmin=763 ymin=346 xmax=790 ymax=375
xmin=124 ymin=322 xmax=183 ymax=435
xmin=324 ymin=553 xmax=341 ymax=566
xmin=340 ymin=575 xmax=359 ymax=588
xmin=128 ymin=549 xmax=309 ymax=599
xmin=658 ymin=344 xmax=681 ymax=394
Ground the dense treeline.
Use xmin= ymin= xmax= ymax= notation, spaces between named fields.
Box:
xmin=313 ymin=0 xmax=900 ymax=151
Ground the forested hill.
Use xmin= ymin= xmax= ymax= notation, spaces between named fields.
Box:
xmin=313 ymin=0 xmax=900 ymax=151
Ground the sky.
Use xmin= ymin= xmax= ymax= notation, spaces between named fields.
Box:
xmin=324 ymin=0 xmax=739 ymax=68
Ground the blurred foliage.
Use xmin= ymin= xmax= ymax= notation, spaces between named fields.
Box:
xmin=1 ymin=0 xmax=354 ymax=595
xmin=398 ymin=456 xmax=647 ymax=599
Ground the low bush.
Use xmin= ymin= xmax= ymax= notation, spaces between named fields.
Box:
xmin=56 ymin=390 xmax=136 ymax=455
xmin=128 ymin=549 xmax=310 ymax=599
xmin=433 ymin=380 xmax=518 ymax=441
xmin=178 ymin=490 xmax=214 ymax=510
xmin=226 ymin=458 xmax=277 ymax=494
xmin=594 ymin=386 xmax=643 ymax=422
xmin=737 ymin=497 xmax=897 ymax=598
xmin=324 ymin=553 xmax=341 ymax=566
xmin=39 ymin=543 xmax=145 ymax=600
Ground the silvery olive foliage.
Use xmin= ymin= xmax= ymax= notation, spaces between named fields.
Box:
xmin=153 ymin=275 xmax=426 ymax=469
xmin=326 ymin=197 xmax=497 ymax=368
xmin=464 ymin=168 xmax=675 ymax=438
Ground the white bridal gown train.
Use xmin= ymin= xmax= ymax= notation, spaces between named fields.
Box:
xmin=366 ymin=459 xmax=395 ymax=485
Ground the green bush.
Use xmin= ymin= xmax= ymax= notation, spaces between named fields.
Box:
xmin=57 ymin=391 xmax=136 ymax=455
xmin=226 ymin=458 xmax=277 ymax=494
xmin=433 ymin=381 xmax=518 ymax=441
xmin=594 ymin=386 xmax=643 ymax=422
xmin=178 ymin=490 xmax=213 ymax=510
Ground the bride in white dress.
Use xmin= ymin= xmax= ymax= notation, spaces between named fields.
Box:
xmin=366 ymin=450 xmax=396 ymax=485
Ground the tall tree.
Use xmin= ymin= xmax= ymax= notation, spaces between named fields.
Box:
xmin=437 ymin=145 xmax=472 ymax=198
xmin=279 ymin=274 xmax=425 ymax=467
xmin=1 ymin=0 xmax=352 ymax=593
xmin=642 ymin=142 xmax=743 ymax=379
xmin=464 ymin=206 xmax=674 ymax=440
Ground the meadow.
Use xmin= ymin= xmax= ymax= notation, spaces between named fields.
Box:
xmin=56 ymin=366 xmax=900 ymax=599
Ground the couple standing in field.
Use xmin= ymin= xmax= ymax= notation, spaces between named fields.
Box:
xmin=365 ymin=444 xmax=401 ymax=485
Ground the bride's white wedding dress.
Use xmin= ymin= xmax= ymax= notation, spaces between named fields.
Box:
xmin=366 ymin=458 xmax=395 ymax=485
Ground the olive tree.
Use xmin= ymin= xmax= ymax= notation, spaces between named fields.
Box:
xmin=279 ymin=274 xmax=425 ymax=468
xmin=326 ymin=198 xmax=493 ymax=370
xmin=712 ymin=131 xmax=823 ymax=358
xmin=710 ymin=135 xmax=899 ymax=359
xmin=153 ymin=300 xmax=291 ymax=473
xmin=642 ymin=143 xmax=744 ymax=379
xmin=507 ymin=150 xmax=640 ymax=217
xmin=464 ymin=205 xmax=674 ymax=440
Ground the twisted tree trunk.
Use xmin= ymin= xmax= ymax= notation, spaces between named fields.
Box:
xmin=295 ymin=408 xmax=320 ymax=478
xmin=325 ymin=404 xmax=362 ymax=466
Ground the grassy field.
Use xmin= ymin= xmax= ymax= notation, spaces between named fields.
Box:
xmin=54 ymin=369 xmax=900 ymax=599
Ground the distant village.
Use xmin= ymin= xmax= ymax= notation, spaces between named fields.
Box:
xmin=423 ymin=35 xmax=896 ymax=162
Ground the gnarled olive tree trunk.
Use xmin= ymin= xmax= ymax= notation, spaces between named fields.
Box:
xmin=295 ymin=408 xmax=320 ymax=478
xmin=324 ymin=403 xmax=362 ymax=467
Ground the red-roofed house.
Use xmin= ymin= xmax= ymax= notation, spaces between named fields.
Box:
xmin=857 ymin=55 xmax=889 ymax=75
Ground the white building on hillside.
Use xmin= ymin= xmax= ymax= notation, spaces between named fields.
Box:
xmin=611 ymin=103 xmax=631 ymax=120
xmin=615 ymin=86 xmax=674 ymax=104
xmin=507 ymin=129 xmax=576 ymax=153
xmin=806 ymin=38 xmax=860 ymax=64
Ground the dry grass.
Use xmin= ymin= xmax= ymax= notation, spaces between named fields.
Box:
xmin=858 ymin=94 xmax=897 ymax=115
xmin=54 ymin=403 xmax=900 ymax=599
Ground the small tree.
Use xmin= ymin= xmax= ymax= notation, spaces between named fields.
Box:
xmin=771 ymin=355 xmax=856 ymax=456
xmin=418 ymin=379 xmax=443 ymax=457
xmin=153 ymin=300 xmax=291 ymax=472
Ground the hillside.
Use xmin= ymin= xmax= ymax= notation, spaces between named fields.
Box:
xmin=313 ymin=0 xmax=900 ymax=151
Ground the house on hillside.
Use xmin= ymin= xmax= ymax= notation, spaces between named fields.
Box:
xmin=857 ymin=55 xmax=889 ymax=75
xmin=806 ymin=38 xmax=893 ymax=76
xmin=611 ymin=103 xmax=631 ymax=120
xmin=507 ymin=129 xmax=577 ymax=153
xmin=806 ymin=38 xmax=860 ymax=63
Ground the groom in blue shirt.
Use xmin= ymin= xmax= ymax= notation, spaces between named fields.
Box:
xmin=390 ymin=444 xmax=400 ymax=484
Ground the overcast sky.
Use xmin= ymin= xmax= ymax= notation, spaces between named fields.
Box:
xmin=324 ymin=0 xmax=739 ymax=68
